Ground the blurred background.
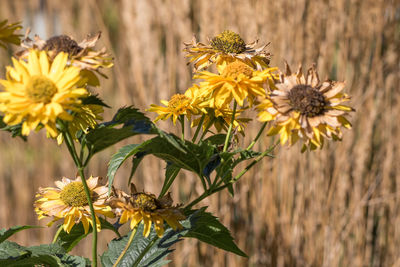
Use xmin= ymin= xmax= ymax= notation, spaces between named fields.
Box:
xmin=0 ymin=0 xmax=399 ymax=266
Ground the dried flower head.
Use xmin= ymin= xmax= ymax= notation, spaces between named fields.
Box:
xmin=257 ymin=63 xmax=354 ymax=151
xmin=16 ymin=31 xmax=113 ymax=86
xmin=108 ymin=184 xmax=185 ymax=237
xmin=184 ymin=30 xmax=271 ymax=71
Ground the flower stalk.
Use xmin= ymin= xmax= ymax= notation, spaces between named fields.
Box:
xmin=62 ymin=128 xmax=98 ymax=267
xmin=223 ymin=101 xmax=237 ymax=152
xmin=112 ymin=226 xmax=138 ymax=267
xmin=247 ymin=122 xmax=268 ymax=150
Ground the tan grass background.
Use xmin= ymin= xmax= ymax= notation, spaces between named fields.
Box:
xmin=0 ymin=0 xmax=400 ymax=266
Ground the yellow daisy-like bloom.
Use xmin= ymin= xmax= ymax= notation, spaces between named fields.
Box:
xmin=195 ymin=60 xmax=278 ymax=108
xmin=147 ymin=86 xmax=203 ymax=124
xmin=34 ymin=176 xmax=115 ymax=234
xmin=257 ymin=63 xmax=354 ymax=151
xmin=0 ymin=50 xmax=89 ymax=137
xmin=108 ymin=185 xmax=185 ymax=237
xmin=16 ymin=32 xmax=113 ymax=86
xmin=184 ymin=30 xmax=271 ymax=71
xmin=0 ymin=19 xmax=22 ymax=49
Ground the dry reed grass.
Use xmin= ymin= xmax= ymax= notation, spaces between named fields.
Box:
xmin=0 ymin=0 xmax=399 ymax=266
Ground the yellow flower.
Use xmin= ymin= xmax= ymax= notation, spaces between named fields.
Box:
xmin=147 ymin=86 xmax=203 ymax=124
xmin=0 ymin=19 xmax=22 ymax=49
xmin=0 ymin=50 xmax=89 ymax=137
xmin=16 ymin=32 xmax=113 ymax=86
xmin=184 ymin=30 xmax=271 ymax=71
xmin=57 ymin=104 xmax=104 ymax=144
xmin=108 ymin=185 xmax=185 ymax=237
xmin=34 ymin=176 xmax=115 ymax=234
xmin=257 ymin=63 xmax=354 ymax=151
xmin=195 ymin=60 xmax=278 ymax=108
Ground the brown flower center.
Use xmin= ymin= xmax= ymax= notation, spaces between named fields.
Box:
xmin=287 ymin=85 xmax=326 ymax=117
xmin=25 ymin=75 xmax=58 ymax=103
xmin=43 ymin=35 xmax=82 ymax=56
xmin=168 ymin=94 xmax=191 ymax=110
xmin=60 ymin=182 xmax=90 ymax=207
xmin=132 ymin=193 xmax=158 ymax=211
xmin=210 ymin=30 xmax=246 ymax=54
xmin=222 ymin=61 xmax=253 ymax=80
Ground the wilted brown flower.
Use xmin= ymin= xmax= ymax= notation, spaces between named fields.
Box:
xmin=108 ymin=184 xmax=185 ymax=237
xmin=257 ymin=63 xmax=354 ymax=151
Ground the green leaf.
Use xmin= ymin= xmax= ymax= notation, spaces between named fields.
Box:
xmin=27 ymin=243 xmax=89 ymax=266
xmin=108 ymin=133 xmax=215 ymax=191
xmin=0 ymin=241 xmax=89 ymax=266
xmin=128 ymin=153 xmax=145 ymax=185
xmin=203 ymin=134 xmax=226 ymax=145
xmin=184 ymin=208 xmax=247 ymax=257
xmin=56 ymin=218 xmax=120 ymax=252
xmin=56 ymin=224 xmax=89 ymax=253
xmin=81 ymin=94 xmax=110 ymax=108
xmin=101 ymin=222 xmax=186 ymax=267
xmin=143 ymin=134 xmax=215 ymax=177
xmin=0 ymin=241 xmax=29 ymax=261
xmin=101 ymin=207 xmax=246 ymax=267
xmin=159 ymin=164 xmax=181 ymax=197
xmin=107 ymin=142 xmax=152 ymax=192
xmin=84 ymin=107 xmax=156 ymax=155
xmin=0 ymin=225 xmax=40 ymax=243
xmin=0 ymin=116 xmax=27 ymax=141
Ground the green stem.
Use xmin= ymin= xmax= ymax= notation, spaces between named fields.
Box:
xmin=192 ymin=114 xmax=205 ymax=142
xmin=77 ymin=167 xmax=97 ymax=266
xmin=63 ymin=129 xmax=98 ymax=267
xmin=52 ymin=225 xmax=63 ymax=244
xmin=132 ymin=235 xmax=159 ymax=267
xmin=223 ymin=101 xmax=237 ymax=152
xmin=184 ymin=191 xmax=208 ymax=211
xmin=199 ymin=118 xmax=214 ymax=142
xmin=179 ymin=115 xmax=185 ymax=141
xmin=112 ymin=226 xmax=138 ymax=267
xmin=83 ymin=151 xmax=93 ymax=167
xmin=235 ymin=141 xmax=278 ymax=180
xmin=247 ymin=122 xmax=268 ymax=150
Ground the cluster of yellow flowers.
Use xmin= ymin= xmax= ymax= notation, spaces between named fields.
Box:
xmin=0 ymin=21 xmax=354 ymax=240
xmin=0 ymin=23 xmax=111 ymax=141
xmin=0 ymin=20 xmax=185 ymax=238
xmin=150 ymin=30 xmax=354 ymax=151
xmin=35 ymin=176 xmax=184 ymax=237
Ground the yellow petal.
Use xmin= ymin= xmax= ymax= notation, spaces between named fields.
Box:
xmin=39 ymin=51 xmax=50 ymax=76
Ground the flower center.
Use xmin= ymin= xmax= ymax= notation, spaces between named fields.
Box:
xmin=60 ymin=182 xmax=89 ymax=207
xmin=25 ymin=75 xmax=58 ymax=103
xmin=222 ymin=61 xmax=253 ymax=80
xmin=287 ymin=85 xmax=326 ymax=117
xmin=43 ymin=35 xmax=82 ymax=56
xmin=168 ymin=94 xmax=191 ymax=110
xmin=132 ymin=193 xmax=158 ymax=211
xmin=210 ymin=30 xmax=246 ymax=54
